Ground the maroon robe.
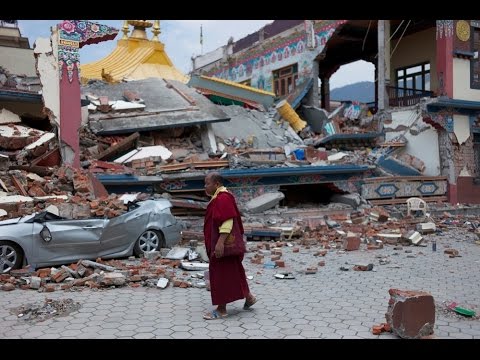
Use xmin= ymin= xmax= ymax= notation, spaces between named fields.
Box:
xmin=204 ymin=190 xmax=250 ymax=305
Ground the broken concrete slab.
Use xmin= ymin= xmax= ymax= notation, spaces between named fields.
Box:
xmin=24 ymin=132 xmax=55 ymax=151
xmin=403 ymin=230 xmax=423 ymax=245
xmin=80 ymin=260 xmax=116 ymax=272
xmin=100 ymin=272 xmax=126 ymax=287
xmin=385 ymin=288 xmax=435 ymax=339
xmin=180 ymin=261 xmax=209 ymax=271
xmin=156 ymin=278 xmax=169 ymax=289
xmin=244 ymin=192 xmax=285 ymax=214
xmin=416 ymin=222 xmax=436 ymax=234
xmin=0 ymin=108 xmax=21 ymax=124
xmin=111 ymin=100 xmax=146 ymax=111
xmin=301 ymin=105 xmax=328 ymax=133
xmin=331 ymin=193 xmax=362 ymax=209
xmin=165 ymin=247 xmax=189 ymax=260
xmin=0 ymin=125 xmax=43 ymax=150
xmin=114 ymin=145 xmax=172 ymax=163
xmin=84 ymin=78 xmax=230 ymax=135
xmin=212 ymin=105 xmax=303 ymax=149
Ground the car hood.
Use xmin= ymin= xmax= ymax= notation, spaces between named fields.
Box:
xmin=0 ymin=214 xmax=35 ymax=226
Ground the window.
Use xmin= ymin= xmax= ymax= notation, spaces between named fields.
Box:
xmin=396 ymin=62 xmax=430 ymax=93
xmin=273 ymin=64 xmax=298 ymax=97
xmin=471 ymin=26 xmax=480 ymax=89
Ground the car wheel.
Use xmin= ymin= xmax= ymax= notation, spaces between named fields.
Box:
xmin=134 ymin=230 xmax=164 ymax=256
xmin=0 ymin=241 xmax=23 ymax=274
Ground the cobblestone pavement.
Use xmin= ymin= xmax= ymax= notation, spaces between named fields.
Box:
xmin=1 ymin=230 xmax=479 ymax=339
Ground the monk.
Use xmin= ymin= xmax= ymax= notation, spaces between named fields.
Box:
xmin=202 ymin=172 xmax=257 ymax=320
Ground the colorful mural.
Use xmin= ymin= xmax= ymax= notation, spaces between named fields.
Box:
xmin=57 ymin=20 xmax=118 ymax=83
xmin=206 ymin=20 xmax=346 ymax=93
xmin=361 ymin=179 xmax=447 ymax=200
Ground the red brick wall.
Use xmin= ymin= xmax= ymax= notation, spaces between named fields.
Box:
xmin=453 ymin=137 xmax=477 ymax=178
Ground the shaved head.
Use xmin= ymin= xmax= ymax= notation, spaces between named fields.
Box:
xmin=206 ymin=171 xmax=224 ymax=185
xmin=204 ymin=171 xmax=224 ymax=196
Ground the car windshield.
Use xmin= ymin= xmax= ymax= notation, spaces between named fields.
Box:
xmin=24 ymin=211 xmax=65 ymax=223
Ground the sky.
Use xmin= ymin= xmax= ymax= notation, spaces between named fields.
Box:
xmin=17 ymin=20 xmax=374 ymax=90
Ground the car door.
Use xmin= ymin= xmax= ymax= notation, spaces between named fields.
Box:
xmin=98 ymin=203 xmax=150 ymax=257
xmin=35 ymin=218 xmax=106 ymax=266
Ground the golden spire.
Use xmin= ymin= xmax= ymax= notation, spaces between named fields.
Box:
xmin=127 ymin=20 xmax=153 ymax=40
xmin=122 ymin=20 xmax=129 ymax=39
xmin=152 ymin=20 xmax=161 ymax=42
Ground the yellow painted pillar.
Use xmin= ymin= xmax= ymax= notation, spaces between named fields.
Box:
xmin=275 ymin=100 xmax=307 ymax=132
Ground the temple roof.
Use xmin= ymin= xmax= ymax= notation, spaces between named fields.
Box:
xmin=80 ymin=20 xmax=188 ymax=84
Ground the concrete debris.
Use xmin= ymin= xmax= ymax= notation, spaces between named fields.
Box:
xmin=180 ymin=261 xmax=209 ymax=271
xmin=157 ymin=278 xmax=169 ymax=289
xmin=165 ymin=247 xmax=190 ymax=260
xmin=100 ymin=272 xmax=126 ymax=287
xmin=416 ymin=222 xmax=436 ymax=234
xmin=10 ymin=298 xmax=81 ymax=324
xmin=0 ymin=108 xmax=22 ymax=124
xmin=244 ymin=192 xmax=285 ymax=213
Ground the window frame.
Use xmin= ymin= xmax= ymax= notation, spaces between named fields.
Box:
xmin=273 ymin=63 xmax=298 ymax=97
xmin=396 ymin=61 xmax=431 ymax=93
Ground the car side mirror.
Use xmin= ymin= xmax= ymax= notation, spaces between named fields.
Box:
xmin=40 ymin=224 xmax=52 ymax=242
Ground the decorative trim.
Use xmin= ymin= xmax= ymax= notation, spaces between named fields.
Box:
xmin=57 ymin=20 xmax=118 ymax=83
xmin=436 ymin=20 xmax=454 ymax=39
xmin=456 ymin=20 xmax=470 ymax=41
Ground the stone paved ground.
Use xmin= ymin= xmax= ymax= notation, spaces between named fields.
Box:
xmin=1 ymin=229 xmax=479 ymax=339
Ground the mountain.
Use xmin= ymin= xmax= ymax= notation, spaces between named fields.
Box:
xmin=330 ymin=81 xmax=375 ymax=103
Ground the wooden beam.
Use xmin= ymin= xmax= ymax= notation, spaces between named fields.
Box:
xmin=11 ymin=175 xmax=28 ymax=196
xmin=9 ymin=165 xmax=53 ymax=177
xmin=96 ymin=132 xmax=140 ymax=161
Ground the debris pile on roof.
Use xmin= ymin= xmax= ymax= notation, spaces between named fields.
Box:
xmin=0 ymin=66 xmax=41 ymax=93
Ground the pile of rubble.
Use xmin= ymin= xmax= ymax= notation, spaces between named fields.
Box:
xmin=0 ymin=164 xmax=129 ymax=219
xmin=0 ymin=245 xmax=211 ymax=292
xmin=0 ymin=66 xmax=41 ymax=93
xmin=10 ymin=298 xmax=81 ymax=324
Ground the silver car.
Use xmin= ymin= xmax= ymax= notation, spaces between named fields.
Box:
xmin=0 ymin=199 xmax=182 ymax=274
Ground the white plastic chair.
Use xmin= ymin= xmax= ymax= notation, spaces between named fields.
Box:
xmin=406 ymin=197 xmax=428 ymax=218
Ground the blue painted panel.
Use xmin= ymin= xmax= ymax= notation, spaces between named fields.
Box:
xmin=377 ymin=156 xmax=422 ymax=176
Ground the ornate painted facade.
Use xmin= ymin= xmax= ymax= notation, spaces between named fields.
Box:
xmin=204 ymin=20 xmax=346 ymax=93
xmin=58 ymin=20 xmax=118 ymax=83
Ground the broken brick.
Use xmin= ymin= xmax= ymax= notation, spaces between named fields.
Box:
xmin=1 ymin=283 xmax=15 ymax=291
xmin=444 ymin=249 xmax=459 ymax=257
xmin=385 ymin=288 xmax=435 ymax=339
xmin=343 ymin=236 xmax=361 ymax=251
xmin=44 ymin=285 xmax=55 ymax=292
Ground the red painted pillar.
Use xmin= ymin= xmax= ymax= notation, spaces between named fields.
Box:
xmin=59 ymin=66 xmax=82 ymax=168
xmin=436 ymin=21 xmax=454 ymax=98
xmin=57 ymin=20 xmax=118 ymax=168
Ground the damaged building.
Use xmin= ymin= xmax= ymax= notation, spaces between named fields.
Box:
xmin=2 ymin=19 xmax=480 ymax=224
xmin=192 ymin=20 xmax=480 ymax=205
